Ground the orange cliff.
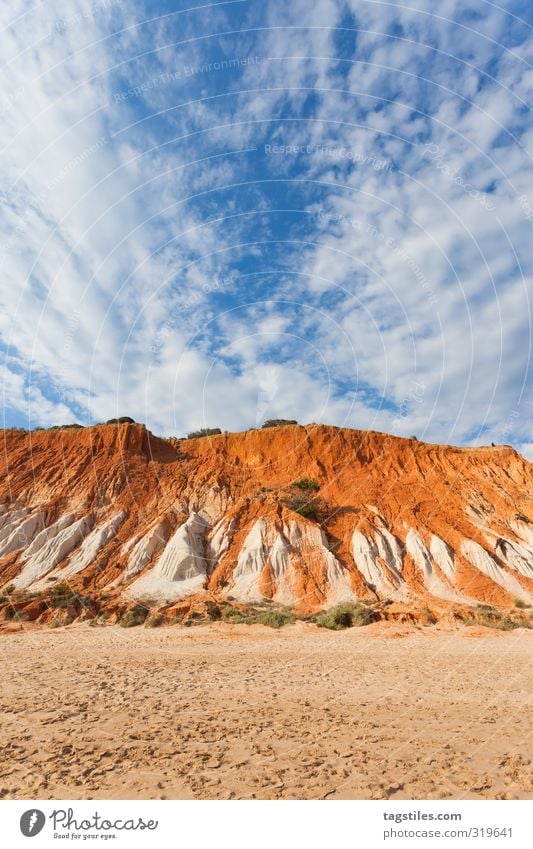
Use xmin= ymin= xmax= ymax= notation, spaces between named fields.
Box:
xmin=0 ymin=422 xmax=532 ymax=619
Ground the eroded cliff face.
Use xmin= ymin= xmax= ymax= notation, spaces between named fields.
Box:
xmin=1 ymin=422 xmax=532 ymax=615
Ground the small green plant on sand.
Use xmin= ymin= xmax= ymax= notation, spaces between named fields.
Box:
xmin=220 ymin=605 xmax=248 ymax=624
xmin=254 ymin=609 xmax=295 ymax=628
xmin=498 ymin=616 xmax=521 ymax=631
xmin=420 ymin=606 xmax=437 ymax=624
xmin=120 ymin=604 xmax=149 ymax=628
xmin=471 ymin=604 xmax=530 ymax=631
xmin=315 ymin=603 xmax=375 ymax=630
xmin=145 ymin=613 xmax=165 ymax=628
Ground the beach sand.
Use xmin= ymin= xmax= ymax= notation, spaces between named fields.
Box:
xmin=0 ymin=621 xmax=531 ymax=800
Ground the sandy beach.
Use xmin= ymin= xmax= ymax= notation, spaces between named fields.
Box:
xmin=0 ymin=622 xmax=531 ymax=800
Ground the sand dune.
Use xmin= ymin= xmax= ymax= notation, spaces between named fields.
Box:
xmin=0 ymin=622 xmax=531 ymax=800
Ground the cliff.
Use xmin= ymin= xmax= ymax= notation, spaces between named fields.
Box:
xmin=0 ymin=423 xmax=532 ymax=621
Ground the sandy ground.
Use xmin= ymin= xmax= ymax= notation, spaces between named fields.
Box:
xmin=0 ymin=621 xmax=532 ymax=800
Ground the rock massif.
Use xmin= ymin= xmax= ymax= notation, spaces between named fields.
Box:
xmin=1 ymin=422 xmax=532 ymax=616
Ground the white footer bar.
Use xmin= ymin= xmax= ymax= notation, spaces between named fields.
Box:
xmin=2 ymin=799 xmax=531 ymax=849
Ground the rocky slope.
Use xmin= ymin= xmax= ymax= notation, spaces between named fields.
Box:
xmin=0 ymin=422 xmax=532 ymax=623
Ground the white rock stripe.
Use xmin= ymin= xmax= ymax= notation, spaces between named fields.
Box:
xmin=123 ymin=520 xmax=168 ymax=580
xmin=42 ymin=512 xmax=127 ymax=585
xmin=461 ymin=539 xmax=530 ymax=601
xmin=406 ymin=529 xmax=461 ymax=601
xmin=126 ymin=513 xmax=209 ymax=600
xmin=14 ymin=515 xmax=93 ymax=588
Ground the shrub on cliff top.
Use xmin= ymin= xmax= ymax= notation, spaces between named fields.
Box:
xmin=106 ymin=416 xmax=136 ymax=425
xmin=187 ymin=428 xmax=222 ymax=439
xmin=50 ymin=423 xmax=84 ymax=430
xmin=262 ymin=419 xmax=297 ymax=428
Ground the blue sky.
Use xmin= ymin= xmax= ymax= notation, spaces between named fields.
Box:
xmin=0 ymin=0 xmax=532 ymax=455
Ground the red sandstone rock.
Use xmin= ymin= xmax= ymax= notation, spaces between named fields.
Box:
xmin=0 ymin=423 xmax=531 ymax=618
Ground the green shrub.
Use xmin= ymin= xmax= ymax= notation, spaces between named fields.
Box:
xmin=120 ymin=611 xmax=140 ymax=628
xmin=476 ymin=604 xmax=498 ymax=621
xmin=221 ymin=605 xmax=248 ymax=624
xmin=472 ymin=604 xmax=530 ymax=631
xmin=89 ymin=613 xmax=108 ymax=627
xmin=145 ymin=613 xmax=164 ymax=628
xmin=292 ymin=477 xmax=320 ymax=492
xmin=205 ymin=601 xmax=221 ymax=620
xmin=187 ymin=428 xmax=222 ymax=439
xmin=514 ymin=598 xmax=530 ymax=609
xmin=282 ymin=494 xmax=327 ymax=521
xmin=316 ymin=603 xmax=375 ymax=630
xmin=316 ymin=606 xmax=351 ymax=630
xmin=50 ymin=582 xmax=78 ymax=609
xmin=120 ymin=604 xmax=149 ymax=628
xmin=106 ymin=416 xmax=136 ymax=424
xmin=254 ymin=610 xmax=295 ymax=628
xmin=220 ymin=605 xmax=296 ymax=628
xmin=498 ymin=616 xmax=521 ymax=631
xmin=49 ymin=583 xmax=95 ymax=613
xmin=420 ymin=606 xmax=437 ymax=624
xmin=262 ymin=419 xmax=297 ymax=428
xmin=4 ymin=584 xmax=16 ymax=595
